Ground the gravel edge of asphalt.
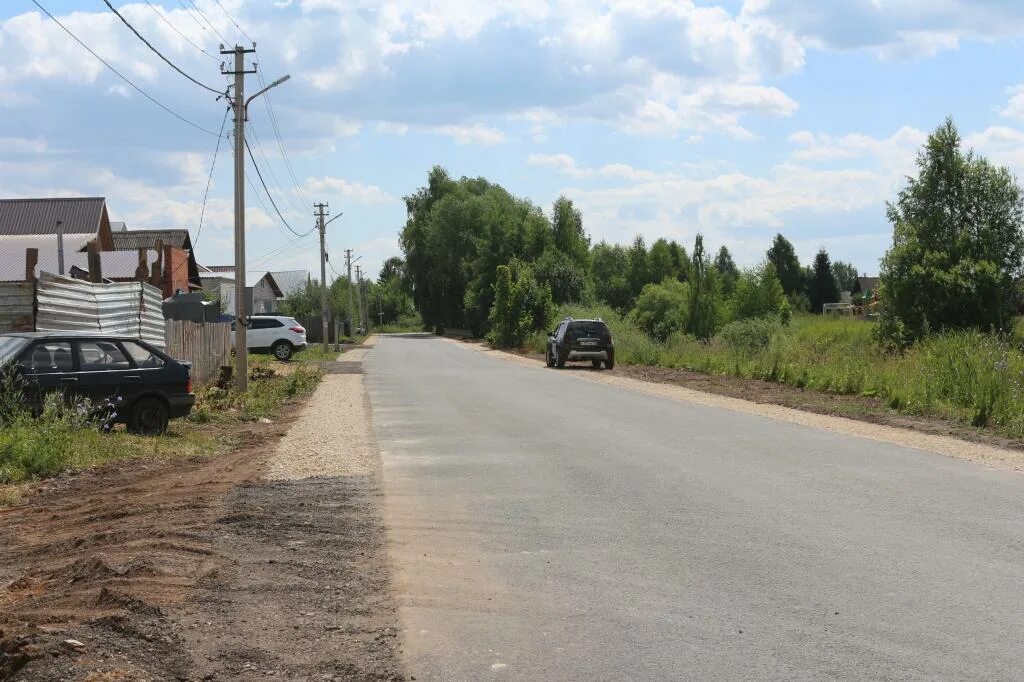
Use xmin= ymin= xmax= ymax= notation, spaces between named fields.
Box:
xmin=444 ymin=338 xmax=1024 ymax=471
xmin=264 ymin=346 xmax=379 ymax=481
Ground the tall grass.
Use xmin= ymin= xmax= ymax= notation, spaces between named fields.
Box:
xmin=535 ymin=306 xmax=1024 ymax=438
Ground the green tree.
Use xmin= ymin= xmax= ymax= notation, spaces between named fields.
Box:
xmin=668 ymin=240 xmax=689 ymax=281
xmin=807 ymin=249 xmax=841 ymax=314
xmin=686 ymin=234 xmax=719 ymax=340
xmin=729 ymin=262 xmax=787 ymax=322
xmin=551 ymin=196 xmax=590 ymax=269
xmin=832 ymin=260 xmax=858 ymax=292
xmin=765 ymin=233 xmax=804 ymax=297
xmin=627 ymin=235 xmax=649 ymax=299
xmin=533 ymin=248 xmax=586 ymax=305
xmin=648 ymin=238 xmax=676 ymax=283
xmin=591 ymin=242 xmax=631 ymax=309
xmin=633 ymin=279 xmax=689 ymax=341
xmin=713 ymin=245 xmax=740 ymax=296
xmin=487 ymin=261 xmax=554 ymax=348
xmin=878 ymin=118 xmax=1024 ymax=345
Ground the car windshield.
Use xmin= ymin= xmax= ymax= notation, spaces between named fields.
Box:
xmin=568 ymin=322 xmax=608 ymax=337
xmin=0 ymin=336 xmax=29 ymax=367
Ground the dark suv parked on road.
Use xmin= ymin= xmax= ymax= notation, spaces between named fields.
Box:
xmin=0 ymin=332 xmax=195 ymax=435
xmin=546 ymin=318 xmax=614 ymax=369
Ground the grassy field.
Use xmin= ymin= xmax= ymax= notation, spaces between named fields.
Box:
xmin=0 ymin=353 xmax=324 ymax=490
xmin=530 ymin=305 xmax=1024 ymax=438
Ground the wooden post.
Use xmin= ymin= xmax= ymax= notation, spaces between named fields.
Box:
xmin=135 ymin=248 xmax=148 ymax=281
xmin=86 ymin=240 xmax=103 ymax=283
xmin=25 ymin=248 xmax=38 ymax=283
xmin=149 ymin=239 xmax=164 ymax=288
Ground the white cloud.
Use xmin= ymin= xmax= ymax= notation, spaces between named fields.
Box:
xmin=743 ymin=0 xmax=1024 ymax=59
xmin=432 ymin=124 xmax=506 ymax=146
xmin=1000 ymin=85 xmax=1024 ymax=120
xmin=304 ymin=176 xmax=396 ymax=204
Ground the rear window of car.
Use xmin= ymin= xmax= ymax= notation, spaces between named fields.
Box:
xmin=568 ymin=321 xmax=608 ymax=337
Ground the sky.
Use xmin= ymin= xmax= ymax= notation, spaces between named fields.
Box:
xmin=3 ymin=1 xmax=1024 ymax=281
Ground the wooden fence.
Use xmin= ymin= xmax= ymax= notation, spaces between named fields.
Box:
xmin=165 ymin=320 xmax=231 ymax=386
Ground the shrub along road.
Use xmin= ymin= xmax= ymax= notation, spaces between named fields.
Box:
xmin=368 ymin=334 xmax=1024 ymax=680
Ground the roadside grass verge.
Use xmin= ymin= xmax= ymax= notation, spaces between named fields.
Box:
xmin=534 ymin=305 xmax=1024 ymax=439
xmin=0 ymin=358 xmax=324 ymax=494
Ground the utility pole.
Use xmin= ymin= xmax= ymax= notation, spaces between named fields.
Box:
xmin=355 ymin=264 xmax=365 ymax=335
xmin=378 ymin=290 xmax=384 ymax=327
xmin=221 ymin=45 xmax=289 ymax=391
xmin=314 ymin=202 xmax=329 ymax=353
xmin=344 ymin=249 xmax=355 ymax=338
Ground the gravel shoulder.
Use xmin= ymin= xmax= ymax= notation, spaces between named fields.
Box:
xmin=1 ymin=341 xmax=402 ymax=680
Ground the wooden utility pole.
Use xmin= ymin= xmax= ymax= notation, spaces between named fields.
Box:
xmin=315 ymin=202 xmax=329 ymax=353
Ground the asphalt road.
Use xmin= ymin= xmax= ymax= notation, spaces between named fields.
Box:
xmin=365 ymin=335 xmax=1024 ymax=681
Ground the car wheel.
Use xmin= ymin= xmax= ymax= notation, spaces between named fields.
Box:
xmin=271 ymin=340 xmax=293 ymax=361
xmin=592 ymin=360 xmax=602 ymax=369
xmin=605 ymin=357 xmax=615 ymax=370
xmin=128 ymin=397 xmax=169 ymax=436
xmin=545 ymin=346 xmax=555 ymax=367
xmin=555 ymin=350 xmax=566 ymax=369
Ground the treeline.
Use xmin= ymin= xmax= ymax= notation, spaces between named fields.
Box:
xmin=397 ymin=166 xmax=859 ymax=346
xmin=282 ymin=256 xmax=417 ymax=331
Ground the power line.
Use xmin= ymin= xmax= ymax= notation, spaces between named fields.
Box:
xmin=245 ymin=137 xmax=305 ymax=237
xmin=247 ymin=120 xmax=306 ymax=215
xmin=249 ymin=231 xmax=314 ymax=268
xmin=183 ymin=0 xmax=230 ymax=46
xmin=30 ymin=0 xmax=219 ymax=137
xmin=256 ymin=67 xmax=311 ymax=206
xmin=195 ymin=106 xmax=231 ymax=248
xmin=211 ymin=0 xmax=253 ymax=43
xmin=102 ymin=0 xmax=224 ymax=95
xmin=144 ymin=0 xmax=219 ymax=61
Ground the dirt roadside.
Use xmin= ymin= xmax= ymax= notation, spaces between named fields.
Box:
xmin=1 ymin=345 xmax=403 ymax=681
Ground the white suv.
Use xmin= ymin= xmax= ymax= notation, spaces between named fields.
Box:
xmin=231 ymin=315 xmax=307 ymax=360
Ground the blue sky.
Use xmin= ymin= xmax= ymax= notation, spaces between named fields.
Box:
xmin=4 ymin=1 xmax=1024 ymax=280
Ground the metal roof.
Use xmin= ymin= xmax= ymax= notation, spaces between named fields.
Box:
xmin=267 ymin=270 xmax=309 ymax=297
xmin=0 ymin=197 xmax=106 ymax=236
xmin=111 ymin=228 xmax=191 ymax=251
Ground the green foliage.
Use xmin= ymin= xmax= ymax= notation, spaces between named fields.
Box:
xmin=713 ymin=246 xmax=740 ymax=296
xmin=877 ymin=118 xmax=1024 ymax=346
xmin=533 ymin=248 xmax=586 ymax=304
xmin=686 ymin=234 xmax=719 ymax=340
xmin=832 ymin=260 xmax=859 ymax=292
xmin=633 ymin=279 xmax=689 ymax=341
xmin=487 ymin=261 xmax=555 ymax=348
xmin=627 ymin=235 xmax=650 ymax=300
xmin=729 ymin=262 xmax=787 ymax=322
xmin=591 ymin=241 xmax=632 ymax=310
xmin=718 ymin=317 xmax=782 ymax=355
xmin=807 ymin=249 xmax=841 ymax=314
xmin=648 ymin=239 xmax=677 ymax=284
xmin=766 ymin=233 xmax=805 ymax=297
xmin=551 ymin=197 xmax=590 ymax=269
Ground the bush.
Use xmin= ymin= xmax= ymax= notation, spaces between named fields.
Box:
xmin=633 ymin=279 xmax=689 ymax=341
xmin=717 ymin=317 xmax=781 ymax=355
xmin=488 ymin=261 xmax=555 ymax=348
xmin=729 ymin=262 xmax=786 ymax=322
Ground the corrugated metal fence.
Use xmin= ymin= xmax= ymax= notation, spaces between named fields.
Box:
xmin=35 ymin=273 xmax=166 ymax=348
xmin=164 ymin=320 xmax=231 ymax=386
xmin=0 ymin=282 xmax=34 ymax=332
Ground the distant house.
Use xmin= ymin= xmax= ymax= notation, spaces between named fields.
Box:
xmin=852 ymin=277 xmax=880 ymax=297
xmin=250 ymin=270 xmax=310 ymax=314
xmin=0 ymin=198 xmax=195 ymax=297
xmin=110 ymin=226 xmax=201 ymax=295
